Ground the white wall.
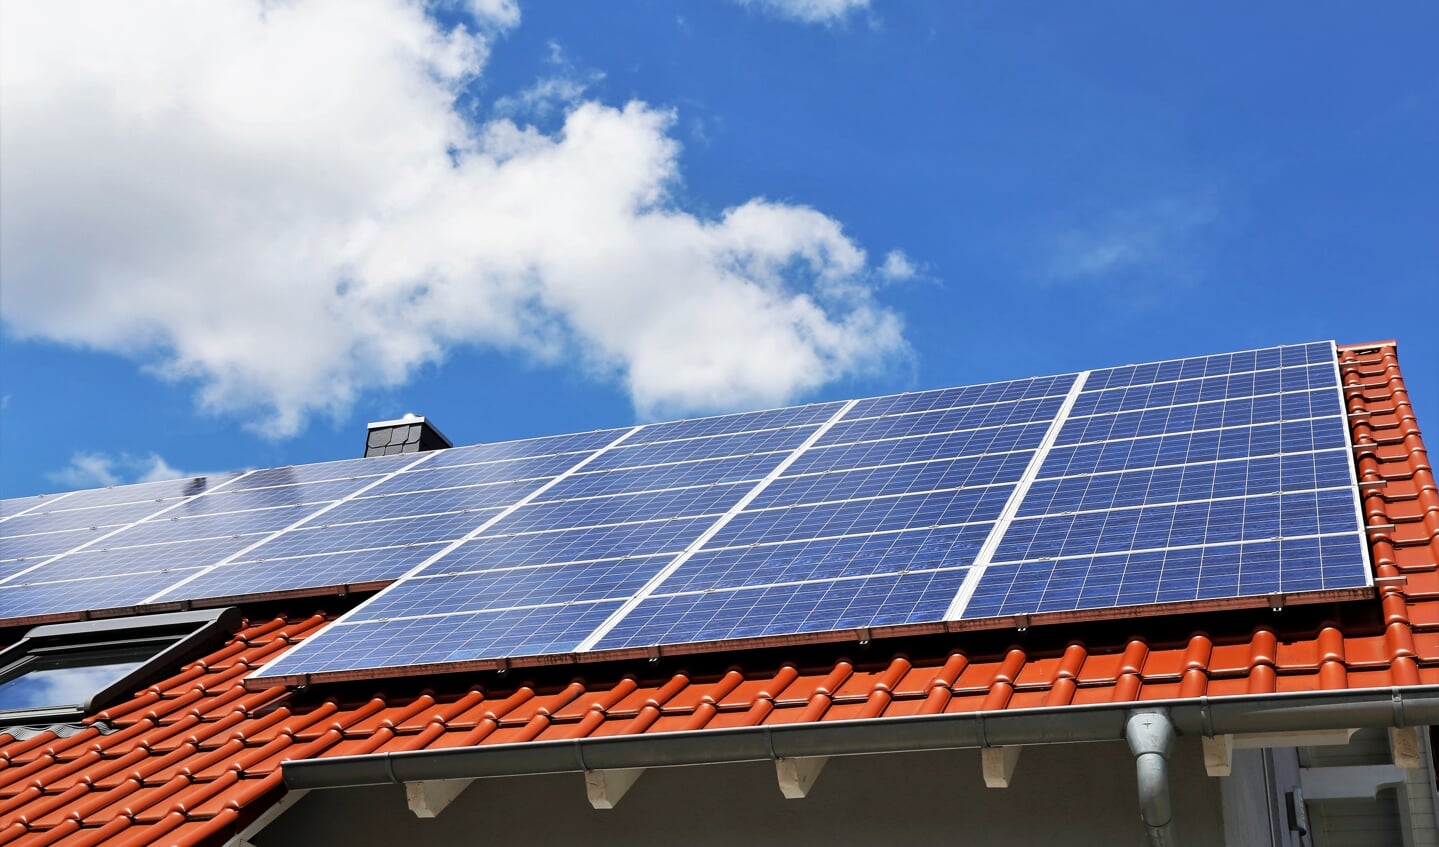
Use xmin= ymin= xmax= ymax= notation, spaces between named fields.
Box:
xmin=259 ymin=738 xmax=1227 ymax=846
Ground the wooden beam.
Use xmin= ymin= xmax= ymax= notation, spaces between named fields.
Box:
xmin=982 ymin=746 xmax=1021 ymax=789
xmin=775 ymin=756 xmax=829 ymax=799
xmin=1390 ymin=725 xmax=1423 ymax=769
xmin=1231 ymin=728 xmax=1358 ymax=749
xmin=585 ymin=768 xmax=645 ymax=809
xmin=1202 ymin=735 xmax=1233 ymax=778
xmin=406 ymin=779 xmax=475 ymax=818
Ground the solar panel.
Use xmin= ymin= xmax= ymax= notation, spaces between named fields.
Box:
xmin=1 ymin=342 xmax=1373 ymax=685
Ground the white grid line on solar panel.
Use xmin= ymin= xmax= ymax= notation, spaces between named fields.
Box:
xmin=1328 ymin=342 xmax=1374 ymax=578
xmin=314 ymin=593 xmax=619 ymax=628
xmin=358 ymin=453 xmax=593 ymax=497
xmin=1055 ymin=389 xmax=1341 ymax=447
xmin=0 ymin=490 xmax=79 ymax=522
xmin=703 ymin=484 xmax=1016 ymax=550
xmin=816 ymin=394 xmax=1066 ymax=448
xmin=1033 ymin=441 xmax=1351 ymax=485
xmin=423 ymin=514 xmax=719 ymax=573
xmin=835 ymin=380 xmax=1073 ymax=427
xmin=0 ymin=560 xmax=207 ymax=590
xmin=621 ymin=401 xmax=846 ymax=445
xmin=209 ymin=507 xmax=502 ymax=563
xmin=314 ymin=478 xmax=557 ymax=527
xmin=1 ymin=527 xmax=121 ymax=563
xmin=651 ymin=561 xmax=967 ymax=601
xmin=571 ymin=400 xmax=860 ymax=653
xmin=843 ymin=373 xmax=1078 ymax=420
xmin=786 ymin=420 xmax=1053 ymax=477
xmin=583 ymin=425 xmax=821 ymax=472
xmin=1039 ymin=416 xmax=1348 ymax=478
xmin=0 ymin=470 xmax=258 ymax=587
xmin=141 ymin=450 xmax=442 ymax=603
xmin=294 ymin=478 xmax=753 ymax=546
xmin=652 ymin=522 xmax=995 ymax=595
xmin=1081 ymin=342 xmax=1333 ymax=391
xmin=538 ymin=452 xmax=789 ymax=500
xmin=14 ymin=460 xmax=439 ymax=570
xmin=962 ymin=533 xmax=1366 ymax=619
xmin=0 ymin=568 xmax=206 ymax=620
xmin=0 ymin=476 xmax=390 ymax=545
xmin=3 ymin=535 xmax=261 ymax=584
xmin=418 ymin=428 xmax=632 ymax=469
xmin=1000 ymin=482 xmax=1355 ymax=525
xmin=943 ymin=369 xmax=1090 ymax=619
xmin=221 ymin=451 xmax=423 ymax=491
xmin=260 ymin=601 xmax=627 ymax=676
xmin=750 ymin=450 xmax=1035 ymax=510
xmin=990 ymin=487 xmax=1359 ymax=564
xmin=480 ymin=481 xmax=756 ymax=535
xmin=249 ymin=426 xmax=646 ymax=681
xmin=153 ymin=477 xmax=389 ymax=516
xmin=1080 ymin=356 xmax=1325 ymax=397
xmin=339 ymin=554 xmax=679 ymax=622
xmin=144 ymin=542 xmax=454 ymax=603
xmin=984 ymin=526 xmax=1360 ymax=569
xmin=4 ymin=473 xmax=249 ymax=513
xmin=1063 ymin=384 xmax=1338 ymax=427
xmin=593 ymin=567 xmax=976 ymax=650
xmin=1070 ymin=362 xmax=1333 ymax=418
xmin=1018 ymin=449 xmax=1355 ymax=516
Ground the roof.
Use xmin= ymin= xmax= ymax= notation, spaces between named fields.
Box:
xmin=2 ymin=340 xmax=1437 ymax=846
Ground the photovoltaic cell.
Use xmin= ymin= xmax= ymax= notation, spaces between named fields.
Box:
xmin=3 ymin=341 xmax=1373 ymax=682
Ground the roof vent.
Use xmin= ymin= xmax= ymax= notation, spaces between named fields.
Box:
xmin=364 ymin=414 xmax=452 ymax=457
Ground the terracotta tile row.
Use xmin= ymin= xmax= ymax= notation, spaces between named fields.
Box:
xmin=3 ymin=342 xmax=1437 ymax=846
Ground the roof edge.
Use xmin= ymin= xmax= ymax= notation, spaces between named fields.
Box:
xmin=283 ymin=685 xmax=1439 ymax=791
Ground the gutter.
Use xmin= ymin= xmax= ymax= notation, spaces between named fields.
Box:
xmin=284 ymin=685 xmax=1439 ymax=789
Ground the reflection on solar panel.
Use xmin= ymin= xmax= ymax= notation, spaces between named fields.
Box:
xmin=0 ymin=342 xmax=1372 ymax=686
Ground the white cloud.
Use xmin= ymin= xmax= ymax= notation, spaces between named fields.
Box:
xmin=0 ymin=0 xmax=908 ymax=435
xmin=1046 ymin=194 xmax=1219 ymax=285
xmin=48 ymin=452 xmax=198 ymax=491
xmin=879 ymin=250 xmax=917 ymax=281
xmin=733 ymin=0 xmax=869 ymax=26
xmin=492 ymin=41 xmax=603 ymax=120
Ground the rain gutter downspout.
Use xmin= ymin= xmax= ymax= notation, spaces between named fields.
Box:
xmin=282 ymin=685 xmax=1439 ymax=832
xmin=1126 ymin=710 xmax=1176 ymax=847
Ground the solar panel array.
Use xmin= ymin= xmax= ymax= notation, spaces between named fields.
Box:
xmin=0 ymin=342 xmax=1371 ymax=684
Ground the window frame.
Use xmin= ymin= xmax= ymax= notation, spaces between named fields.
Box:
xmin=0 ymin=607 xmax=240 ymax=726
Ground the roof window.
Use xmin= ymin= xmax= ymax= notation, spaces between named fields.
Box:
xmin=0 ymin=607 xmax=239 ymax=726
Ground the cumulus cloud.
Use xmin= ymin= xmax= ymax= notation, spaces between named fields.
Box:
xmin=733 ymin=0 xmax=870 ymax=26
xmin=879 ymin=250 xmax=917 ymax=281
xmin=0 ymin=0 xmax=907 ymax=435
xmin=48 ymin=452 xmax=197 ymax=491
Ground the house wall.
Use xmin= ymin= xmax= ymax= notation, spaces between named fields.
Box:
xmin=257 ymin=737 xmax=1227 ymax=847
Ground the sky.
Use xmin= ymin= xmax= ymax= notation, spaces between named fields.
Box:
xmin=1 ymin=0 xmax=1435 ymax=499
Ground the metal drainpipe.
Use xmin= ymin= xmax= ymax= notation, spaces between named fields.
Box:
xmin=1125 ymin=709 xmax=1177 ymax=847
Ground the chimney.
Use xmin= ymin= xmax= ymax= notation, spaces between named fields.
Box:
xmin=364 ymin=414 xmax=453 ymax=457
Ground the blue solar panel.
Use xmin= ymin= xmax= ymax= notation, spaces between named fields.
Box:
xmin=658 ymin=525 xmax=993 ymax=594
xmin=145 ymin=543 xmax=451 ymax=602
xmin=436 ymin=516 xmax=717 ymax=571
xmin=2 ymin=342 xmax=1373 ymax=682
xmin=9 ymin=536 xmax=257 ymax=583
xmin=0 ymin=501 xmax=173 ymax=536
xmin=593 ymin=568 xmax=974 ymax=650
xmin=624 ymin=402 xmax=844 ymax=444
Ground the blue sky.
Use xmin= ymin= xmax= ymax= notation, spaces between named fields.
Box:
xmin=1 ymin=0 xmax=1435 ymax=499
